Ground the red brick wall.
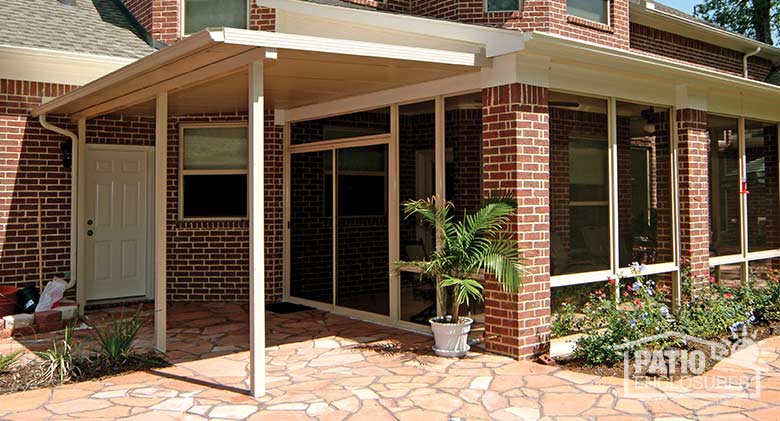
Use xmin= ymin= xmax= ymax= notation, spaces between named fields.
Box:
xmin=630 ymin=23 xmax=773 ymax=82
xmin=410 ymin=0 xmax=630 ymax=49
xmin=123 ymin=0 xmax=154 ymax=34
xmin=482 ymin=83 xmax=551 ymax=359
xmin=167 ymin=111 xmax=284 ymax=302
xmin=677 ymin=109 xmax=710 ymax=285
xmin=0 ymin=79 xmax=284 ymax=303
xmin=129 ymin=0 xmax=277 ymax=45
xmin=0 ymin=80 xmax=77 ymax=288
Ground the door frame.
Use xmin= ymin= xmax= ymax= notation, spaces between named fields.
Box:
xmin=283 ymin=133 xmax=396 ymax=327
xmin=77 ymin=144 xmax=155 ymax=305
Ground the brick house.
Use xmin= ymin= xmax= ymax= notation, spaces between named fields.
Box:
xmin=2 ymin=0 xmax=780 ymax=395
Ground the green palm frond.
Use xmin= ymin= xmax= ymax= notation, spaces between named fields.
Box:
xmin=440 ymin=276 xmax=485 ymax=306
xmin=397 ymin=195 xmax=526 ymax=319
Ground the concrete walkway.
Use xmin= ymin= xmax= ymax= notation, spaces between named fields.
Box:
xmin=1 ymin=302 xmax=779 ymax=420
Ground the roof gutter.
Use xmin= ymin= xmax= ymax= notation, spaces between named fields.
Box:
xmin=522 ymin=31 xmax=780 ymax=95
xmin=37 ymin=115 xmax=78 ymax=291
xmin=642 ymin=1 xmax=780 ymax=61
xmin=744 ymin=47 xmax=761 ymax=78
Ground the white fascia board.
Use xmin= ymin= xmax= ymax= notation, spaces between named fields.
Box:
xmin=0 ymin=45 xmax=136 ymax=86
xmin=222 ymin=28 xmax=481 ymax=66
xmin=523 ymin=32 xmax=780 ymax=96
xmin=256 ymin=0 xmax=526 ymax=57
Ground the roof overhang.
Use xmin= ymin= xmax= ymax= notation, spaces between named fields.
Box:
xmin=258 ymin=0 xmax=526 ymax=57
xmin=522 ymin=31 xmax=780 ymax=97
xmin=33 ymin=28 xmax=485 ymax=119
xmin=0 ymin=45 xmax=135 ymax=86
xmin=630 ymin=0 xmax=780 ymax=64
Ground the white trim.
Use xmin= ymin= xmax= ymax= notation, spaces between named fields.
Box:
xmin=522 ymin=32 xmax=780 ymax=96
xmin=221 ymin=28 xmax=482 ymax=67
xmin=550 ymin=270 xmax=614 ymax=288
xmin=0 ymin=45 xmax=137 ymax=86
xmin=248 ymin=59 xmax=266 ymax=398
xmin=747 ymin=250 xmax=780 ymax=261
xmin=258 ymin=0 xmax=525 ymax=57
xmin=709 ymin=254 xmax=745 ymax=266
xmin=154 ymin=92 xmax=168 ymax=354
xmin=76 ymin=120 xmax=87 ymax=314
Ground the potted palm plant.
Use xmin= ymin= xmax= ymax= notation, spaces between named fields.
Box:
xmin=398 ymin=195 xmax=525 ymax=357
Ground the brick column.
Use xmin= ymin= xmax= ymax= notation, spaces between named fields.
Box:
xmin=677 ymin=109 xmax=710 ymax=285
xmin=482 ymin=84 xmax=551 ymax=359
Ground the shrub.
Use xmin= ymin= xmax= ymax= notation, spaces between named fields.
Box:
xmin=0 ymin=350 xmax=21 ymax=372
xmin=676 ymin=278 xmax=756 ymax=339
xmin=551 ymin=302 xmax=576 ymax=338
xmin=573 ymin=265 xmax=675 ymax=366
xmin=88 ymin=306 xmax=146 ymax=364
xmin=36 ymin=322 xmax=79 ymax=385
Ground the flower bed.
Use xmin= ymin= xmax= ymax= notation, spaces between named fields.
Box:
xmin=551 ymin=262 xmax=780 ymax=379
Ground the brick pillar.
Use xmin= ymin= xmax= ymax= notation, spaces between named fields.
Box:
xmin=677 ymin=109 xmax=710 ymax=285
xmin=482 ymin=84 xmax=551 ymax=359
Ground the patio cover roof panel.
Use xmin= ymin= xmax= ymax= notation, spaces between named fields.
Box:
xmin=32 ymin=28 xmax=485 ymax=119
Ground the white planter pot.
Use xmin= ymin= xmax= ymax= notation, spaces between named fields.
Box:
xmin=430 ymin=317 xmax=473 ymax=357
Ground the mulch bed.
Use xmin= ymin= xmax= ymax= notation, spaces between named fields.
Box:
xmin=0 ymin=353 xmax=170 ymax=395
xmin=553 ymin=322 xmax=780 ymax=380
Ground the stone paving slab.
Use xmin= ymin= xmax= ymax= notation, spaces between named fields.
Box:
xmin=1 ymin=302 xmax=779 ymax=420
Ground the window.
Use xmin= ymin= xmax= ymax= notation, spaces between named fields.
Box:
xmin=549 ymin=93 xmax=610 ymax=276
xmin=180 ymin=125 xmax=248 ymax=219
xmin=485 ymin=0 xmax=521 ymax=12
xmin=183 ymin=0 xmax=247 ymax=35
xmin=567 ymin=0 xmax=609 ymax=24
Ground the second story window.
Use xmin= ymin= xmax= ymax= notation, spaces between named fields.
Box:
xmin=485 ymin=0 xmax=521 ymax=12
xmin=183 ymin=0 xmax=247 ymax=35
xmin=567 ymin=0 xmax=609 ymax=24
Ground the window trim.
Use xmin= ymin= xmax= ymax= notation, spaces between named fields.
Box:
xmin=707 ymin=114 xmax=780 ymax=284
xmin=178 ymin=122 xmax=249 ymax=221
xmin=565 ymin=0 xmax=611 ymax=27
xmin=484 ymin=0 xmax=523 ymax=13
xmin=548 ymin=92 xmax=681 ymax=305
xmin=180 ymin=0 xmax=252 ymax=37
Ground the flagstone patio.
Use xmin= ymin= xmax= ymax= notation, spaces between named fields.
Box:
xmin=1 ymin=302 xmax=780 ymax=420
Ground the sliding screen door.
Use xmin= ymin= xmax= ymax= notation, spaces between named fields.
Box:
xmin=335 ymin=145 xmax=390 ymax=315
xmin=289 ymin=150 xmax=333 ymax=304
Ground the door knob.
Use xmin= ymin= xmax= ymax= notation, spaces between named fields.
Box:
xmin=87 ymin=230 xmax=93 ymax=236
xmin=87 ymin=219 xmax=93 ymax=226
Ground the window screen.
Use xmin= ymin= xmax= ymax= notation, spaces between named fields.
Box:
xmin=184 ymin=0 xmax=247 ymax=35
xmin=486 ymin=0 xmax=521 ymax=11
xmin=181 ymin=126 xmax=248 ymax=218
xmin=567 ymin=0 xmax=609 ymax=23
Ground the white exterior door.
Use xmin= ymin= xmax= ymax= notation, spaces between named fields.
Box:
xmin=85 ymin=147 xmax=150 ymax=301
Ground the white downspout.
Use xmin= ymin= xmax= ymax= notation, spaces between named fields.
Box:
xmin=38 ymin=115 xmax=78 ymax=290
xmin=744 ymin=47 xmax=762 ymax=78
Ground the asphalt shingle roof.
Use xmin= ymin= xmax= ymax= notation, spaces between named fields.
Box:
xmin=0 ymin=0 xmax=156 ymax=59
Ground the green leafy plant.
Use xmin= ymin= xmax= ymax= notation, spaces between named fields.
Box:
xmin=88 ymin=306 xmax=146 ymax=364
xmin=551 ymin=302 xmax=577 ymax=338
xmin=573 ymin=265 xmax=676 ymax=366
xmin=36 ymin=322 xmax=79 ymax=385
xmin=0 ymin=350 xmax=21 ymax=373
xmin=397 ymin=195 xmax=525 ymax=323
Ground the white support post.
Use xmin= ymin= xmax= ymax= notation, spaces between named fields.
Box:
xmin=155 ymin=92 xmax=168 ymax=353
xmin=248 ymin=59 xmax=266 ymax=398
xmin=76 ymin=119 xmax=87 ymax=314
